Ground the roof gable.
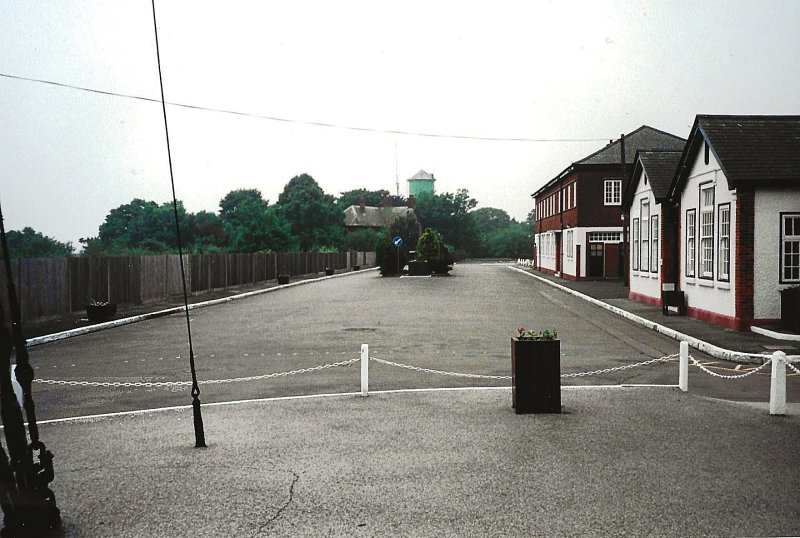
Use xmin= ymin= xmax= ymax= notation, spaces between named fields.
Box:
xmin=532 ymin=125 xmax=685 ymax=198
xmin=670 ymin=115 xmax=800 ymax=198
xmin=577 ymin=125 xmax=686 ymax=166
xmin=408 ymin=170 xmax=435 ymax=181
xmin=623 ymin=149 xmax=683 ymax=209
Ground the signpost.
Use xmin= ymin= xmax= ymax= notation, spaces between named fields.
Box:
xmin=393 ymin=236 xmax=403 ymax=275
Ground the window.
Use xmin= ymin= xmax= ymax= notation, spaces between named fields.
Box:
xmin=604 ymin=179 xmax=622 ymax=205
xmin=640 ymin=200 xmax=650 ymax=271
xmin=588 ymin=232 xmax=622 ymax=242
xmin=686 ymin=209 xmax=696 ymax=277
xmin=651 ymin=215 xmax=659 ymax=272
xmin=566 ymin=230 xmax=574 ymax=259
xmin=718 ymin=204 xmax=730 ymax=281
xmin=699 ymin=184 xmax=715 ymax=278
xmin=632 ymin=218 xmax=639 ymax=271
xmin=782 ymin=213 xmax=800 ymax=283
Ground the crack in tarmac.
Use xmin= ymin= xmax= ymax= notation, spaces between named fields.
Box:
xmin=253 ymin=470 xmax=300 ymax=536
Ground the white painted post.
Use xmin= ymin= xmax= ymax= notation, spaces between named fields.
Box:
xmin=770 ymin=351 xmax=786 ymax=416
xmin=360 ymin=344 xmax=369 ymax=397
xmin=679 ymin=341 xmax=689 ymax=392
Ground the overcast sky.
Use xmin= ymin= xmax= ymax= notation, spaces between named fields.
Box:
xmin=1 ymin=0 xmax=799 ymax=249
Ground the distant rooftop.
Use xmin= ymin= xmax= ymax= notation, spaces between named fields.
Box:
xmin=408 ymin=170 xmax=435 ymax=182
xmin=343 ymin=205 xmax=416 ymax=229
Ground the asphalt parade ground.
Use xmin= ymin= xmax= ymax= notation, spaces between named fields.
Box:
xmin=17 ymin=263 xmax=800 ymax=536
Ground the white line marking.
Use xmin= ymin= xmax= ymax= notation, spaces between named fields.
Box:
xmin=31 ymin=384 xmax=677 ymax=426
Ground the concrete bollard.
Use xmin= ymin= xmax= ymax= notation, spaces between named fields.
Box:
xmin=361 ymin=344 xmax=369 ymax=397
xmin=769 ymin=351 xmax=786 ymax=416
xmin=679 ymin=341 xmax=689 ymax=392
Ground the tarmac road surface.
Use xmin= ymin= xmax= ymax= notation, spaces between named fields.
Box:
xmin=26 ymin=264 xmax=799 ymax=421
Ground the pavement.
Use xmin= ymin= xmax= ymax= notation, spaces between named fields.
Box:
xmin=14 ymin=262 xmax=800 ymax=536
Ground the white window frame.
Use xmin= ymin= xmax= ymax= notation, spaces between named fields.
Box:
xmin=650 ymin=214 xmax=659 ymax=273
xmin=632 ymin=218 xmax=639 ymax=271
xmin=718 ymin=204 xmax=730 ymax=281
xmin=640 ymin=200 xmax=650 ymax=272
xmin=604 ymin=179 xmax=622 ymax=206
xmin=699 ymin=184 xmax=715 ymax=279
xmin=566 ymin=230 xmax=574 ymax=259
xmin=782 ymin=213 xmax=800 ymax=283
xmin=686 ymin=209 xmax=696 ymax=278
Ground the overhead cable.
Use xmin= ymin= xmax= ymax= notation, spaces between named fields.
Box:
xmin=0 ymin=71 xmax=608 ymax=143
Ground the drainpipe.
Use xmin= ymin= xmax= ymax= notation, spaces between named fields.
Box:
xmin=620 ymin=133 xmax=628 ymax=286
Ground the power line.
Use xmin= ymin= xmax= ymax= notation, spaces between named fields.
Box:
xmin=0 ymin=71 xmax=609 ymax=143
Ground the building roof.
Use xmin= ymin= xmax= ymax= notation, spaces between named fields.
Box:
xmin=532 ymin=126 xmax=686 ymax=198
xmin=669 ymin=115 xmax=800 ymax=198
xmin=408 ymin=170 xmax=435 ymax=182
xmin=343 ymin=205 xmax=416 ymax=228
xmin=622 ymin=149 xmax=683 ymax=209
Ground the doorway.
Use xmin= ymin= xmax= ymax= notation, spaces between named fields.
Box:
xmin=588 ymin=242 xmax=604 ymax=277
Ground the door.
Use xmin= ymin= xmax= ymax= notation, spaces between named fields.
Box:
xmin=588 ymin=242 xmax=604 ymax=277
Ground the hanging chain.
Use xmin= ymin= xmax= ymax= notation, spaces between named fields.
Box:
xmin=560 ymin=354 xmax=678 ymax=378
xmin=688 ymin=355 xmax=772 ymax=379
xmin=369 ymin=357 xmax=511 ymax=379
xmin=34 ymin=358 xmax=360 ymax=388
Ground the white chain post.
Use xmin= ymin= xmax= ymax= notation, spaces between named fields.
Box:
xmin=361 ymin=344 xmax=369 ymax=397
xmin=770 ymin=350 xmax=787 ymax=416
xmin=679 ymin=341 xmax=689 ymax=392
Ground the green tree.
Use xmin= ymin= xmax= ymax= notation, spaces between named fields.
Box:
xmin=219 ymin=189 xmax=267 ymax=223
xmin=485 ymin=222 xmax=531 ymax=258
xmin=341 ymin=228 xmax=383 ymax=252
xmin=225 ymin=202 xmax=296 ymax=253
xmin=337 ymin=189 xmax=390 ymax=208
xmin=97 ymin=199 xmax=189 ymax=254
xmin=276 ymin=174 xmax=342 ymax=251
xmin=5 ymin=227 xmax=74 ymax=259
xmin=189 ymin=210 xmax=227 ymax=252
xmin=416 ymin=228 xmax=442 ymax=262
xmin=471 ymin=207 xmax=512 ymax=237
xmin=414 ymin=189 xmax=479 ymax=255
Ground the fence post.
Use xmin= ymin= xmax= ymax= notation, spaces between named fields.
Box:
xmin=770 ymin=351 xmax=786 ymax=416
xmin=679 ymin=341 xmax=689 ymax=392
xmin=361 ymin=344 xmax=369 ymax=397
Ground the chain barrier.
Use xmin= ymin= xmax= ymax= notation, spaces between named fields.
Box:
xmin=781 ymin=355 xmax=800 ymax=376
xmin=33 ymin=358 xmax=359 ymax=388
xmin=560 ymin=354 xmax=678 ymax=378
xmin=688 ymin=355 xmax=772 ymax=379
xmin=370 ymin=354 xmax=678 ymax=380
xmin=369 ymin=357 xmax=511 ymax=380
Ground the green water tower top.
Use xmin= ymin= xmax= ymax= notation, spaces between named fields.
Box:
xmin=407 ymin=169 xmax=435 ymax=197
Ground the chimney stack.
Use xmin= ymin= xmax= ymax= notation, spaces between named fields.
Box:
xmin=359 ymin=195 xmax=366 ymax=212
xmin=407 ymin=195 xmax=416 ymax=209
xmin=382 ymin=195 xmax=391 ymax=208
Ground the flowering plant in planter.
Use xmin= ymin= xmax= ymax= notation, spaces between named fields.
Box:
xmin=512 ymin=326 xmax=561 ymax=414
xmin=517 ymin=327 xmax=557 ymax=340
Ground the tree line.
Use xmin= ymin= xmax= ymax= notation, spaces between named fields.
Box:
xmin=6 ymin=173 xmax=533 ymax=259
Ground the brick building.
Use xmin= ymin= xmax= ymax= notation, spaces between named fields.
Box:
xmin=531 ymin=126 xmax=685 ymax=280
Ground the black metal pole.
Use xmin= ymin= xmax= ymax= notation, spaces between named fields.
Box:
xmin=151 ymin=0 xmax=206 ymax=448
xmin=0 ymin=202 xmax=60 ymax=535
xmin=620 ymin=133 xmax=628 ymax=286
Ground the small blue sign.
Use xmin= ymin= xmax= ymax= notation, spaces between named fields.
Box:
xmin=393 ymin=236 xmax=403 ymax=247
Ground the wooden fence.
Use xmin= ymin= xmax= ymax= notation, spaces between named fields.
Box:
xmin=0 ymin=251 xmax=375 ymax=323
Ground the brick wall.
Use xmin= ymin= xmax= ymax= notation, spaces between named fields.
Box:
xmin=734 ymin=189 xmax=755 ymax=328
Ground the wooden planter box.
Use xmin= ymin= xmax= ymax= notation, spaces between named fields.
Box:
xmin=86 ymin=304 xmax=117 ymax=323
xmin=780 ymin=287 xmax=800 ymax=333
xmin=511 ymin=338 xmax=561 ymax=414
xmin=325 ymin=268 xmax=335 ymax=276
xmin=277 ymin=275 xmax=290 ymax=285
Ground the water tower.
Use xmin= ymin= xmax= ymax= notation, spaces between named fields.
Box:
xmin=407 ymin=170 xmax=436 ymax=197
